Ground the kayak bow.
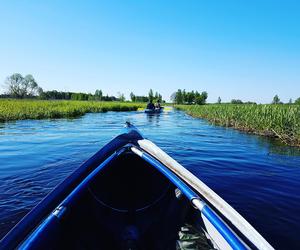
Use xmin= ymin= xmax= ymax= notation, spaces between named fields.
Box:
xmin=0 ymin=123 xmax=274 ymax=250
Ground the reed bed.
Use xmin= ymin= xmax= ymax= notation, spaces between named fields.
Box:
xmin=0 ymin=99 xmax=145 ymax=121
xmin=176 ymin=104 xmax=300 ymax=146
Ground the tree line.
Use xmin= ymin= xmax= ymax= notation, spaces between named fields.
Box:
xmin=0 ymin=74 xmax=126 ymax=101
xmin=272 ymin=95 xmax=300 ymax=105
xmin=1 ymin=73 xmax=165 ymax=102
xmin=219 ymin=95 xmax=300 ymax=105
xmin=38 ymin=90 xmax=121 ymax=101
xmin=130 ymin=89 xmax=163 ymax=103
xmin=2 ymin=73 xmax=43 ymax=99
xmin=170 ymin=89 xmax=208 ymax=105
xmin=2 ymin=73 xmax=300 ymax=105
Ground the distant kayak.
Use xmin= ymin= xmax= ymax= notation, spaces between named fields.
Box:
xmin=0 ymin=122 xmax=274 ymax=250
xmin=144 ymin=107 xmax=164 ymax=114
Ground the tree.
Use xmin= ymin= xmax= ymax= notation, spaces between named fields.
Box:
xmin=217 ymin=97 xmax=221 ymax=104
xmin=135 ymin=96 xmax=148 ymax=102
xmin=120 ymin=94 xmax=125 ymax=102
xmin=170 ymin=92 xmax=177 ymax=103
xmin=37 ymin=87 xmax=44 ymax=96
xmin=158 ymin=94 xmax=162 ymax=102
xmin=117 ymin=92 xmax=125 ymax=102
xmin=130 ymin=92 xmax=136 ymax=102
xmin=272 ymin=95 xmax=280 ymax=104
xmin=39 ymin=90 xmax=73 ymax=100
xmin=71 ymin=93 xmax=78 ymax=100
xmin=71 ymin=92 xmax=89 ymax=101
xmin=5 ymin=73 xmax=24 ymax=98
xmin=244 ymin=101 xmax=257 ymax=105
xmin=195 ymin=91 xmax=208 ymax=105
xmin=186 ymin=91 xmax=194 ymax=104
xmin=24 ymin=74 xmax=39 ymax=96
xmin=288 ymin=98 xmax=293 ymax=104
xmin=88 ymin=95 xmax=95 ymax=101
xmin=172 ymin=89 xmax=207 ymax=105
xmin=182 ymin=89 xmax=186 ymax=103
xmin=231 ymin=99 xmax=243 ymax=104
xmin=95 ymin=89 xmax=103 ymax=101
xmin=295 ymin=97 xmax=300 ymax=105
xmin=175 ymin=89 xmax=183 ymax=104
xmin=190 ymin=91 xmax=196 ymax=104
xmin=201 ymin=91 xmax=208 ymax=101
xmin=148 ymin=89 xmax=154 ymax=102
xmin=5 ymin=73 xmax=40 ymax=98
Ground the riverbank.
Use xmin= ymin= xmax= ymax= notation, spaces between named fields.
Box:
xmin=0 ymin=99 xmax=145 ymax=122
xmin=176 ymin=104 xmax=300 ymax=146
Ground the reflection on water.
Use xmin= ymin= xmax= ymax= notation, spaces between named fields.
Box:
xmin=146 ymin=113 xmax=161 ymax=124
xmin=253 ymin=134 xmax=300 ymax=157
xmin=268 ymin=143 xmax=300 ymax=157
xmin=0 ymin=110 xmax=300 ymax=249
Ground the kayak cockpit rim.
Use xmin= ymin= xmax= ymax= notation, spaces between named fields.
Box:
xmin=21 ymin=144 xmax=249 ymax=250
xmin=136 ymin=139 xmax=274 ymax=250
xmin=18 ymin=147 xmax=128 ymax=249
xmin=131 ymin=146 xmax=248 ymax=250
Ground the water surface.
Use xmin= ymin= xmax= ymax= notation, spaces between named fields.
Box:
xmin=0 ymin=110 xmax=299 ymax=249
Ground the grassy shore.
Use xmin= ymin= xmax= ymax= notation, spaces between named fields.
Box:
xmin=176 ymin=104 xmax=300 ymax=146
xmin=0 ymin=99 xmax=145 ymax=122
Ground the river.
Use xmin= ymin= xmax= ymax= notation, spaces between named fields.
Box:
xmin=0 ymin=109 xmax=299 ymax=249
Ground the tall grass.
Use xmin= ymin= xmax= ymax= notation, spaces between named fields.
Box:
xmin=0 ymin=99 xmax=145 ymax=121
xmin=176 ymin=104 xmax=300 ymax=146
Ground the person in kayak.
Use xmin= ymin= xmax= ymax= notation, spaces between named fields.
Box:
xmin=155 ymin=100 xmax=161 ymax=109
xmin=146 ymin=100 xmax=155 ymax=110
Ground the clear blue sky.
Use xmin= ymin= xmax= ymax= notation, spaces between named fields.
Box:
xmin=0 ymin=0 xmax=299 ymax=103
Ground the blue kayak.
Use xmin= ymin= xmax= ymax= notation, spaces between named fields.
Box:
xmin=0 ymin=123 xmax=274 ymax=250
xmin=144 ymin=107 xmax=163 ymax=114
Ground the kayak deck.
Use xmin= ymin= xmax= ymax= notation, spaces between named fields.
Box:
xmin=18 ymin=151 xmax=212 ymax=249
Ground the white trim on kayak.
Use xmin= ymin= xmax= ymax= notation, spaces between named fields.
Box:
xmin=137 ymin=139 xmax=274 ymax=250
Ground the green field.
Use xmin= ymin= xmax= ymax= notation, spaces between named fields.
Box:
xmin=0 ymin=99 xmax=145 ymax=122
xmin=176 ymin=104 xmax=300 ymax=146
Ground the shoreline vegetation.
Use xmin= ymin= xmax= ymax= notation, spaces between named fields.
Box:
xmin=0 ymin=99 xmax=145 ymax=122
xmin=1 ymin=73 xmax=300 ymax=147
xmin=175 ymin=104 xmax=300 ymax=147
xmin=1 ymin=99 xmax=299 ymax=147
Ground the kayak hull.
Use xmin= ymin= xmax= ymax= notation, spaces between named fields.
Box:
xmin=144 ymin=107 xmax=163 ymax=114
